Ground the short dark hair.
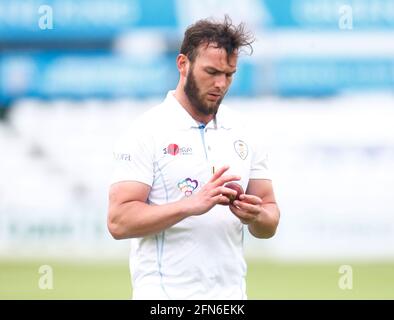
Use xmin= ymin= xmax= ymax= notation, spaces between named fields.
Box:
xmin=180 ymin=15 xmax=254 ymax=63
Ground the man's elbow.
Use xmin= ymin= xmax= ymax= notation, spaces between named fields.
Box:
xmin=107 ymin=210 xmax=127 ymax=240
xmin=107 ymin=221 xmax=123 ymax=240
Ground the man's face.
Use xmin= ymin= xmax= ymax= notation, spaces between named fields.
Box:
xmin=184 ymin=44 xmax=238 ymax=116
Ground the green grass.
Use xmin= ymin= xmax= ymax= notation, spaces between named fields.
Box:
xmin=0 ymin=259 xmax=393 ymax=299
xmin=247 ymin=260 xmax=394 ymax=299
xmin=0 ymin=260 xmax=131 ymax=299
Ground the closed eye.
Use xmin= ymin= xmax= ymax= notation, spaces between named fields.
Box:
xmin=205 ymin=68 xmax=236 ymax=77
xmin=206 ymin=69 xmax=219 ymax=75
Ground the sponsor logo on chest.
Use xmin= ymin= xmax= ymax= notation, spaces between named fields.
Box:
xmin=163 ymin=143 xmax=193 ymax=156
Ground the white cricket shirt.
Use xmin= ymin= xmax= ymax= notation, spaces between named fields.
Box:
xmin=111 ymin=91 xmax=270 ymax=299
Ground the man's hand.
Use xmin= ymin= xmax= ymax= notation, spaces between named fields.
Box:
xmin=229 ymin=179 xmax=280 ymax=239
xmin=182 ymin=165 xmax=241 ymax=216
xmin=229 ymin=194 xmax=263 ymax=224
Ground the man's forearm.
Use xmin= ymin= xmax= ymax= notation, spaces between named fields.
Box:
xmin=108 ymin=200 xmax=190 ymax=239
xmin=248 ymin=203 xmax=280 ymax=239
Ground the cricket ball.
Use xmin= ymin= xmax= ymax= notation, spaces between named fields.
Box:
xmin=224 ymin=182 xmax=244 ymax=204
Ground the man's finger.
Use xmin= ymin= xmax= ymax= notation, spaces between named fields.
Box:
xmin=238 ymin=194 xmax=262 ymax=205
xmin=229 ymin=204 xmax=258 ymax=220
xmin=208 ymin=165 xmax=230 ymax=183
xmin=213 ymin=174 xmax=241 ymax=187
xmin=211 ymin=186 xmax=238 ymax=198
xmin=213 ymin=194 xmax=231 ymax=206
xmin=233 ymin=200 xmax=260 ymax=214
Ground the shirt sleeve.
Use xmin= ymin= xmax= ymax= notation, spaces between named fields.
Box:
xmin=248 ymin=128 xmax=271 ymax=180
xmin=110 ymin=126 xmax=154 ymax=186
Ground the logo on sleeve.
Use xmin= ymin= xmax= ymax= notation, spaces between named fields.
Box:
xmin=234 ymin=140 xmax=248 ymax=160
xmin=177 ymin=178 xmax=198 ymax=197
xmin=113 ymin=152 xmax=131 ymax=161
xmin=163 ymin=143 xmax=192 ymax=156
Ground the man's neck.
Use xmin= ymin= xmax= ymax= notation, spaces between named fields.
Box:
xmin=174 ymin=85 xmax=214 ymax=125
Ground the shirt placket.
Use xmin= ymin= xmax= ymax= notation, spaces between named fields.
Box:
xmin=197 ymin=124 xmax=217 ymax=176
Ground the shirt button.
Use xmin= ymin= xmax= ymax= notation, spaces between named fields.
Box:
xmin=207 ymin=146 xmax=211 ymax=151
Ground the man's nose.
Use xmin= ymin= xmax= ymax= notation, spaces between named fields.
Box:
xmin=214 ymin=74 xmax=227 ymax=90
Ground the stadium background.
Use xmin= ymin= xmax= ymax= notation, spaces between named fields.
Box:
xmin=1 ymin=0 xmax=393 ymax=299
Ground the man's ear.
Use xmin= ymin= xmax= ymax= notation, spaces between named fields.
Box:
xmin=176 ymin=54 xmax=189 ymax=77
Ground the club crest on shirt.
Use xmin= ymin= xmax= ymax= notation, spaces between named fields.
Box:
xmin=177 ymin=178 xmax=198 ymax=197
xmin=233 ymin=140 xmax=248 ymax=160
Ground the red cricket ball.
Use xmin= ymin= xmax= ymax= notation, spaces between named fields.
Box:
xmin=224 ymin=182 xmax=244 ymax=204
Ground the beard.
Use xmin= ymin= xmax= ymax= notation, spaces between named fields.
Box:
xmin=184 ymin=68 xmax=223 ymax=116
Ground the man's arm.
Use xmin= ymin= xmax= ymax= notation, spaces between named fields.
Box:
xmin=108 ymin=181 xmax=188 ymax=239
xmin=229 ymin=179 xmax=280 ymax=239
xmin=107 ymin=165 xmax=241 ymax=239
